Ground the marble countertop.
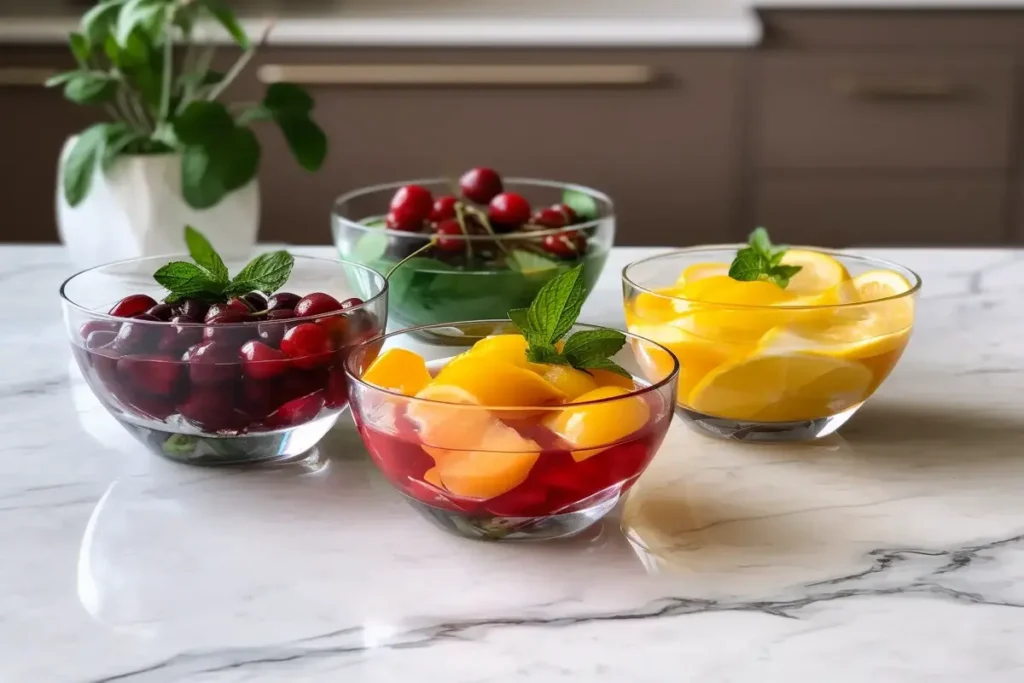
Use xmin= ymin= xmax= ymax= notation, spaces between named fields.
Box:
xmin=4 ymin=244 xmax=1024 ymax=682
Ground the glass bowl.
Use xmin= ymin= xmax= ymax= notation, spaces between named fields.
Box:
xmin=61 ymin=255 xmax=388 ymax=466
xmin=333 ymin=178 xmax=614 ymax=331
xmin=345 ymin=320 xmax=679 ymax=541
xmin=623 ymin=247 xmax=921 ymax=442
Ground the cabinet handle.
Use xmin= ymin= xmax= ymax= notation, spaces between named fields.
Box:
xmin=257 ymin=64 xmax=657 ymax=87
xmin=834 ymin=78 xmax=967 ymax=101
xmin=0 ymin=67 xmax=57 ymax=87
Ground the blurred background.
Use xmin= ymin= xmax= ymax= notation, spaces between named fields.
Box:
xmin=1 ymin=0 xmax=1022 ymax=247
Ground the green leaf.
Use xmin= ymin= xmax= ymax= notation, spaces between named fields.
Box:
xmin=62 ymin=124 xmax=113 ymax=207
xmin=264 ymin=82 xmax=314 ymax=116
xmin=45 ymin=71 xmax=82 ymax=88
xmin=767 ymin=264 xmax=802 ymax=289
xmin=101 ymin=126 xmax=143 ymax=171
xmin=508 ymin=308 xmax=534 ymax=341
xmin=173 ymin=100 xmax=236 ymax=145
xmin=179 ymin=126 xmax=259 ymax=209
xmin=526 ymin=345 xmax=570 ymax=365
xmin=184 ymin=226 xmax=229 ymax=282
xmin=576 ymin=357 xmax=631 ymax=379
xmin=153 ymin=261 xmax=223 ymax=295
xmin=525 ymin=264 xmax=587 ymax=345
xmin=508 ymin=249 xmax=560 ymax=274
xmin=180 ymin=144 xmax=227 ymax=209
xmin=200 ymin=0 xmax=250 ymax=49
xmin=64 ymin=73 xmax=118 ymax=105
xmin=562 ymin=329 xmax=627 ymax=366
xmin=230 ymin=251 xmax=295 ymax=294
xmin=275 ymin=115 xmax=327 ymax=172
xmin=116 ymin=0 xmax=169 ymax=46
xmin=82 ymin=0 xmax=123 ymax=47
xmin=728 ymin=227 xmax=803 ymax=289
xmin=727 ymin=248 xmax=769 ymax=282
xmin=222 ymin=128 xmax=260 ymax=191
xmin=749 ymin=226 xmax=771 ymax=255
xmin=69 ymin=33 xmax=91 ymax=65
xmin=561 ymin=188 xmax=599 ymax=222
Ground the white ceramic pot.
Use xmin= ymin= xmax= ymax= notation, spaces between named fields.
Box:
xmin=56 ymin=137 xmax=260 ymax=269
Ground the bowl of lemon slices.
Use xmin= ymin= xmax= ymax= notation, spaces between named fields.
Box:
xmin=621 ymin=229 xmax=921 ymax=442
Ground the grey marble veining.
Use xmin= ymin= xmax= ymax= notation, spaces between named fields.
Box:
xmin=2 ymin=245 xmax=1023 ymax=682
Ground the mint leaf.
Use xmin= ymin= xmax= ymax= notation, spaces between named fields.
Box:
xmin=184 ymin=226 xmax=229 ymax=283
xmin=728 ymin=227 xmax=803 ymax=288
xmin=508 ymin=308 xmax=535 ymax=341
xmin=154 ymin=261 xmax=223 ymax=296
xmin=229 ymin=251 xmax=294 ymax=294
xmin=562 ymin=329 xmax=627 ymax=366
xmin=728 ymin=249 xmax=769 ymax=282
xmin=562 ymin=188 xmax=599 ymax=222
xmin=577 ymin=357 xmax=631 ymax=379
xmin=526 ymin=264 xmax=587 ymax=345
xmin=749 ymin=227 xmax=771 ymax=255
xmin=767 ymin=264 xmax=802 ymax=289
xmin=526 ymin=345 xmax=570 ymax=365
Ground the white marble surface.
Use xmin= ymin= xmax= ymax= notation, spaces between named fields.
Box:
xmin=3 ymin=244 xmax=1024 ymax=682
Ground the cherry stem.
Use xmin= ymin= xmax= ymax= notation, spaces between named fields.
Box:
xmin=453 ymin=201 xmax=474 ymax=261
xmin=385 ymin=238 xmax=438 ymax=280
xmin=462 ymin=205 xmax=510 ymax=256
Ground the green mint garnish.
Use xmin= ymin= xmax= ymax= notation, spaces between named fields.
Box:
xmin=153 ymin=225 xmax=294 ymax=303
xmin=561 ymin=188 xmax=599 ymax=222
xmin=728 ymin=227 xmax=803 ymax=289
xmin=509 ymin=264 xmax=630 ymax=378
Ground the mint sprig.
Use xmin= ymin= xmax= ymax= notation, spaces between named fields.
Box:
xmin=153 ymin=225 xmax=294 ymax=303
xmin=728 ymin=227 xmax=803 ymax=289
xmin=509 ymin=264 xmax=630 ymax=378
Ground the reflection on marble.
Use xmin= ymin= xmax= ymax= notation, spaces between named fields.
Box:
xmin=2 ymin=245 xmax=1024 ymax=682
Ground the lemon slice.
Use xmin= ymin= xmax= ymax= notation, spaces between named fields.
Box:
xmin=778 ymin=249 xmax=851 ymax=296
xmin=676 ymin=261 xmax=730 ymax=287
xmin=758 ymin=323 xmax=910 ymax=362
xmin=688 ymin=352 xmax=873 ymax=422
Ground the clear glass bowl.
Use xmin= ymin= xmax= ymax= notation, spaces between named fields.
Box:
xmin=333 ymin=178 xmax=615 ymax=331
xmin=622 ymin=247 xmax=921 ymax=442
xmin=345 ymin=320 xmax=679 ymax=541
xmin=61 ymin=255 xmax=388 ymax=466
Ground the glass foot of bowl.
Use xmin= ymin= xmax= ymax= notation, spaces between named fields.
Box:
xmin=677 ymin=405 xmax=861 ymax=443
xmin=405 ymin=493 xmax=621 ymax=542
xmin=117 ymin=412 xmax=341 ymax=467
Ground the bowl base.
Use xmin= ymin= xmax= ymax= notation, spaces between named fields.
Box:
xmin=406 ymin=494 xmax=620 ymax=542
xmin=677 ymin=404 xmax=861 ymax=442
xmin=116 ymin=412 xmax=341 ymax=467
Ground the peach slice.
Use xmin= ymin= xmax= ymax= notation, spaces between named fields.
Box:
xmin=535 ymin=364 xmax=599 ymax=400
xmin=543 ymin=386 xmax=651 ymax=462
xmin=434 ymin=421 xmax=542 ymax=500
xmin=361 ymin=348 xmax=432 ymax=396
xmin=432 ymin=359 xmax=566 ymax=407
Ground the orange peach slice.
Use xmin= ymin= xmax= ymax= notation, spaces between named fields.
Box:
xmin=543 ymin=386 xmax=651 ymax=462
xmin=361 ymin=348 xmax=432 ymax=396
xmin=433 ymin=421 xmax=541 ymax=500
xmin=432 ymin=359 xmax=566 ymax=407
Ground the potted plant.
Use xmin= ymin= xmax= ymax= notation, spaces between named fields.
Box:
xmin=49 ymin=0 xmax=327 ymax=267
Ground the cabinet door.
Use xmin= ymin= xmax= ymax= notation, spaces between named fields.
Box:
xmin=0 ymin=47 xmax=100 ymax=243
xmin=248 ymin=48 xmax=744 ymax=246
xmin=752 ymin=174 xmax=1007 ymax=247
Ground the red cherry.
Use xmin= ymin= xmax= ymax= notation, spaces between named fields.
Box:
xmin=294 ymin=292 xmax=342 ymax=319
xmin=488 ymin=192 xmax=531 ymax=231
xmin=175 ymin=298 xmax=209 ymax=320
xmin=385 ymin=210 xmax=424 ymax=233
xmin=267 ymin=292 xmax=301 ymax=312
xmin=86 ymin=329 xmax=118 ymax=351
xmin=389 ymin=184 xmax=434 ymax=222
xmin=541 ymin=231 xmax=586 ymax=259
xmin=459 ymin=167 xmax=503 ymax=205
xmin=202 ymin=311 xmax=255 ymax=347
xmin=325 ymin=366 xmax=349 ymax=409
xmin=240 ymin=340 xmax=289 ymax=380
xmin=109 ymin=294 xmax=157 ymax=318
xmin=117 ymin=354 xmax=183 ymax=396
xmin=429 ymin=195 xmax=459 ymax=222
xmin=204 ymin=299 xmax=250 ymax=321
xmin=145 ymin=303 xmax=174 ymax=321
xmin=280 ymin=323 xmax=334 ymax=370
xmin=532 ymin=207 xmax=569 ymax=229
xmin=183 ymin=340 xmax=242 ymax=384
xmin=264 ymin=391 xmax=326 ymax=429
xmin=158 ymin=315 xmax=203 ymax=354
xmin=258 ymin=309 xmax=295 ymax=348
xmin=433 ymin=219 xmax=466 ymax=253
xmin=340 ymin=297 xmax=364 ymax=310
xmin=241 ymin=292 xmax=267 ymax=311
xmin=554 ymin=204 xmax=578 ymax=224
xmin=240 ymin=378 xmax=278 ymax=421
xmin=80 ymin=320 xmax=118 ymax=340
xmin=112 ymin=313 xmax=162 ymax=354
xmin=177 ymin=386 xmax=248 ymax=433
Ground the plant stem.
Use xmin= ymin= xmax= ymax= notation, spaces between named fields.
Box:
xmin=175 ymin=45 xmax=215 ymax=115
xmin=385 ymin=239 xmax=437 ymax=280
xmin=114 ymin=88 xmax=144 ymax=130
xmin=158 ymin=12 xmax=175 ymax=122
xmin=206 ymin=20 xmax=275 ymax=102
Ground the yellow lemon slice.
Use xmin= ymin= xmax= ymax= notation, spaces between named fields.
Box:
xmin=676 ymin=261 xmax=730 ymax=287
xmin=543 ymin=386 xmax=651 ymax=461
xmin=758 ymin=323 xmax=911 ymax=363
xmin=361 ymin=348 xmax=432 ymax=396
xmin=852 ymin=268 xmax=913 ymax=300
xmin=630 ymin=286 xmax=690 ymax=324
xmin=688 ymin=353 xmax=873 ymax=423
xmin=628 ymin=322 xmax=741 ymax=398
xmin=778 ymin=249 xmax=851 ymax=296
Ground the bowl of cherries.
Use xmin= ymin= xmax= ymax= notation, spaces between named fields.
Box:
xmin=61 ymin=227 xmax=387 ymax=466
xmin=333 ymin=168 xmax=614 ymax=330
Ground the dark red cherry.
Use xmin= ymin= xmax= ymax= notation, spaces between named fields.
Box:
xmin=459 ymin=167 xmax=503 ymax=205
xmin=205 ymin=299 xmax=250 ymax=322
xmin=541 ymin=231 xmax=586 ymax=259
xmin=80 ymin=320 xmax=118 ymax=340
xmin=109 ymin=294 xmax=157 ymax=318
xmin=433 ymin=219 xmax=465 ymax=253
xmin=325 ymin=366 xmax=349 ymax=408
xmin=429 ymin=195 xmax=459 ymax=222
xmin=117 ymin=354 xmax=183 ymax=396
xmin=389 ymin=184 xmax=434 ymax=223
xmin=202 ymin=311 xmax=255 ymax=346
xmin=175 ymin=298 xmax=210 ymax=321
xmin=112 ymin=313 xmax=161 ymax=353
xmin=177 ymin=386 xmax=247 ymax=433
xmin=241 ymin=292 xmax=268 ymax=311
xmin=279 ymin=368 xmax=328 ymax=404
xmin=240 ymin=340 xmax=289 ymax=380
xmin=532 ymin=207 xmax=569 ymax=229
xmin=280 ymin=323 xmax=333 ymax=369
xmin=159 ymin=315 xmax=203 ymax=354
xmin=294 ymin=292 xmax=342 ymax=319
xmin=257 ymin=309 xmax=295 ymax=348
xmin=267 ymin=292 xmax=301 ymax=312
xmin=264 ymin=391 xmax=326 ymax=429
xmin=385 ymin=210 xmax=423 ymax=233
xmin=145 ymin=303 xmax=174 ymax=321
xmin=488 ymin=192 xmax=531 ymax=233
xmin=86 ymin=329 xmax=118 ymax=351
xmin=240 ymin=378 xmax=278 ymax=421
xmin=340 ymin=297 xmax=365 ymax=310
xmin=183 ymin=341 xmax=242 ymax=384
xmin=554 ymin=203 xmax=578 ymax=224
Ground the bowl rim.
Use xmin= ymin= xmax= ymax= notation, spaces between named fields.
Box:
xmin=59 ymin=253 xmax=389 ymax=327
xmin=621 ymin=245 xmax=922 ymax=310
xmin=332 ymin=177 xmax=616 ymax=242
xmin=344 ymin=319 xmax=680 ymax=411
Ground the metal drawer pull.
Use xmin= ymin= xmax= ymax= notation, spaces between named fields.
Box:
xmin=835 ymin=78 xmax=967 ymax=101
xmin=258 ymin=64 xmax=656 ymax=87
xmin=0 ymin=67 xmax=58 ymax=87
